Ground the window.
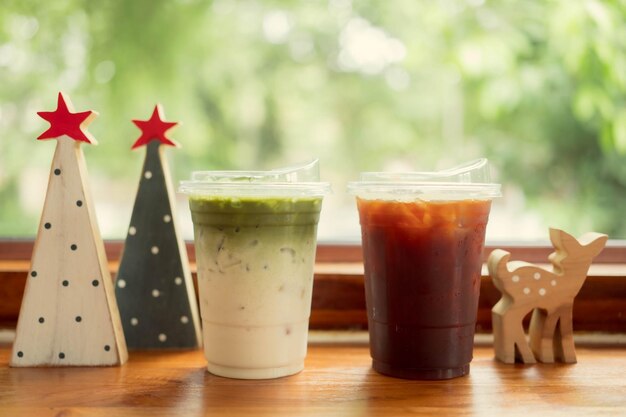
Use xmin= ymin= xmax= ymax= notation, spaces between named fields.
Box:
xmin=1 ymin=1 xmax=626 ymax=242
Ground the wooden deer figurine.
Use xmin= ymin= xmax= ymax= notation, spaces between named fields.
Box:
xmin=488 ymin=228 xmax=607 ymax=364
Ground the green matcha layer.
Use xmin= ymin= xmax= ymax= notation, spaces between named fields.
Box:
xmin=190 ymin=195 xmax=322 ymax=328
xmin=189 ymin=196 xmax=323 ymax=227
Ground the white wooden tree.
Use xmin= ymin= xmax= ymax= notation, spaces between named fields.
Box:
xmin=11 ymin=92 xmax=128 ymax=367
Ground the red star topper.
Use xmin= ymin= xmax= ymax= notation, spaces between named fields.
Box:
xmin=131 ymin=105 xmax=179 ymax=150
xmin=37 ymin=92 xmax=98 ymax=144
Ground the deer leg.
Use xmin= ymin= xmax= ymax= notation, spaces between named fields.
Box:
xmin=493 ymin=305 xmax=535 ymax=364
xmin=492 ymin=309 xmax=514 ymax=364
xmin=512 ymin=310 xmax=536 ymax=364
xmin=529 ymin=308 xmax=559 ymax=363
xmin=554 ymin=305 xmax=577 ymax=363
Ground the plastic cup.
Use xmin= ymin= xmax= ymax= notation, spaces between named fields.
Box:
xmin=348 ymin=159 xmax=501 ymax=380
xmin=180 ymin=160 xmax=329 ymax=379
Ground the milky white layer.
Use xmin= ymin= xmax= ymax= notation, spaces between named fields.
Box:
xmin=194 ymin=223 xmax=317 ymax=379
xmin=202 ymin=320 xmax=308 ymax=379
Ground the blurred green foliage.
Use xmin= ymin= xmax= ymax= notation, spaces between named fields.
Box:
xmin=1 ymin=0 xmax=625 ymax=238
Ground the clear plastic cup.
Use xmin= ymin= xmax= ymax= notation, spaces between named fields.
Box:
xmin=179 ymin=160 xmax=329 ymax=379
xmin=348 ymin=159 xmax=501 ymax=380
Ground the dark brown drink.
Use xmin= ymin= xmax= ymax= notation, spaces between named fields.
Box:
xmin=357 ymin=198 xmax=492 ymax=380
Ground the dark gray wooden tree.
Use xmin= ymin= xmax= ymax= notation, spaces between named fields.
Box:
xmin=115 ymin=105 xmax=201 ymax=349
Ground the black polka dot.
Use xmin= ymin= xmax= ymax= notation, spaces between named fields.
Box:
xmin=62 ymin=280 xmax=69 ymax=287
xmin=92 ymin=280 xmax=99 ymax=287
xmin=44 ymin=223 xmax=51 ymax=229
xmin=75 ymin=316 xmax=82 ymax=323
xmin=38 ymin=317 xmax=44 ymax=323
xmin=70 ymin=244 xmax=77 ymax=251
xmin=104 ymin=345 xmax=111 ymax=352
xmin=76 ymin=200 xmax=83 ymax=207
xmin=17 ymin=351 xmax=23 ymax=358
xmin=30 ymin=271 xmax=37 ymax=278
xmin=54 ymin=169 xmax=61 ymax=175
xmin=58 ymin=352 xmax=65 ymax=359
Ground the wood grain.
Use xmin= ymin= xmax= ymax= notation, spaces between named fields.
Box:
xmin=0 ymin=343 xmax=624 ymax=416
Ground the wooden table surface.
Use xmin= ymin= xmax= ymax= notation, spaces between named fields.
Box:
xmin=0 ymin=340 xmax=624 ymax=417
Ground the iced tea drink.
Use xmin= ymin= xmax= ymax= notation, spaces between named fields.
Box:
xmin=349 ymin=159 xmax=500 ymax=379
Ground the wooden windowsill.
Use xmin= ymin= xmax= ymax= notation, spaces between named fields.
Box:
xmin=0 ymin=337 xmax=624 ymax=416
xmin=1 ymin=240 xmax=625 ymax=333
xmin=1 ymin=258 xmax=625 ymax=333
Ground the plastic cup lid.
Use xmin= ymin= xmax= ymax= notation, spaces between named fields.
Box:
xmin=347 ymin=158 xmax=501 ymax=200
xmin=179 ymin=159 xmax=331 ymax=197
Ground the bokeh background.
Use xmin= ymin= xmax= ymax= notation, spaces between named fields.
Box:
xmin=1 ymin=0 xmax=626 ymax=242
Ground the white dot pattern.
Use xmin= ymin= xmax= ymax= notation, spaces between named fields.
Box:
xmin=112 ymin=148 xmax=200 ymax=351
xmin=539 ymin=288 xmax=546 ymax=296
xmin=117 ymin=279 xmax=127 ymax=289
xmin=523 ymin=287 xmax=530 ymax=295
xmin=512 ymin=275 xmax=520 ymax=283
xmin=533 ymin=272 xmax=541 ymax=280
xmin=551 ymin=280 xmax=557 ymax=286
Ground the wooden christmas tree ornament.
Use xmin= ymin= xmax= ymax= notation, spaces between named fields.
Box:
xmin=114 ymin=105 xmax=202 ymax=350
xmin=488 ymin=228 xmax=607 ymax=364
xmin=11 ymin=92 xmax=128 ymax=367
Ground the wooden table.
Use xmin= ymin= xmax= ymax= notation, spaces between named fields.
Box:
xmin=0 ymin=339 xmax=624 ymax=416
